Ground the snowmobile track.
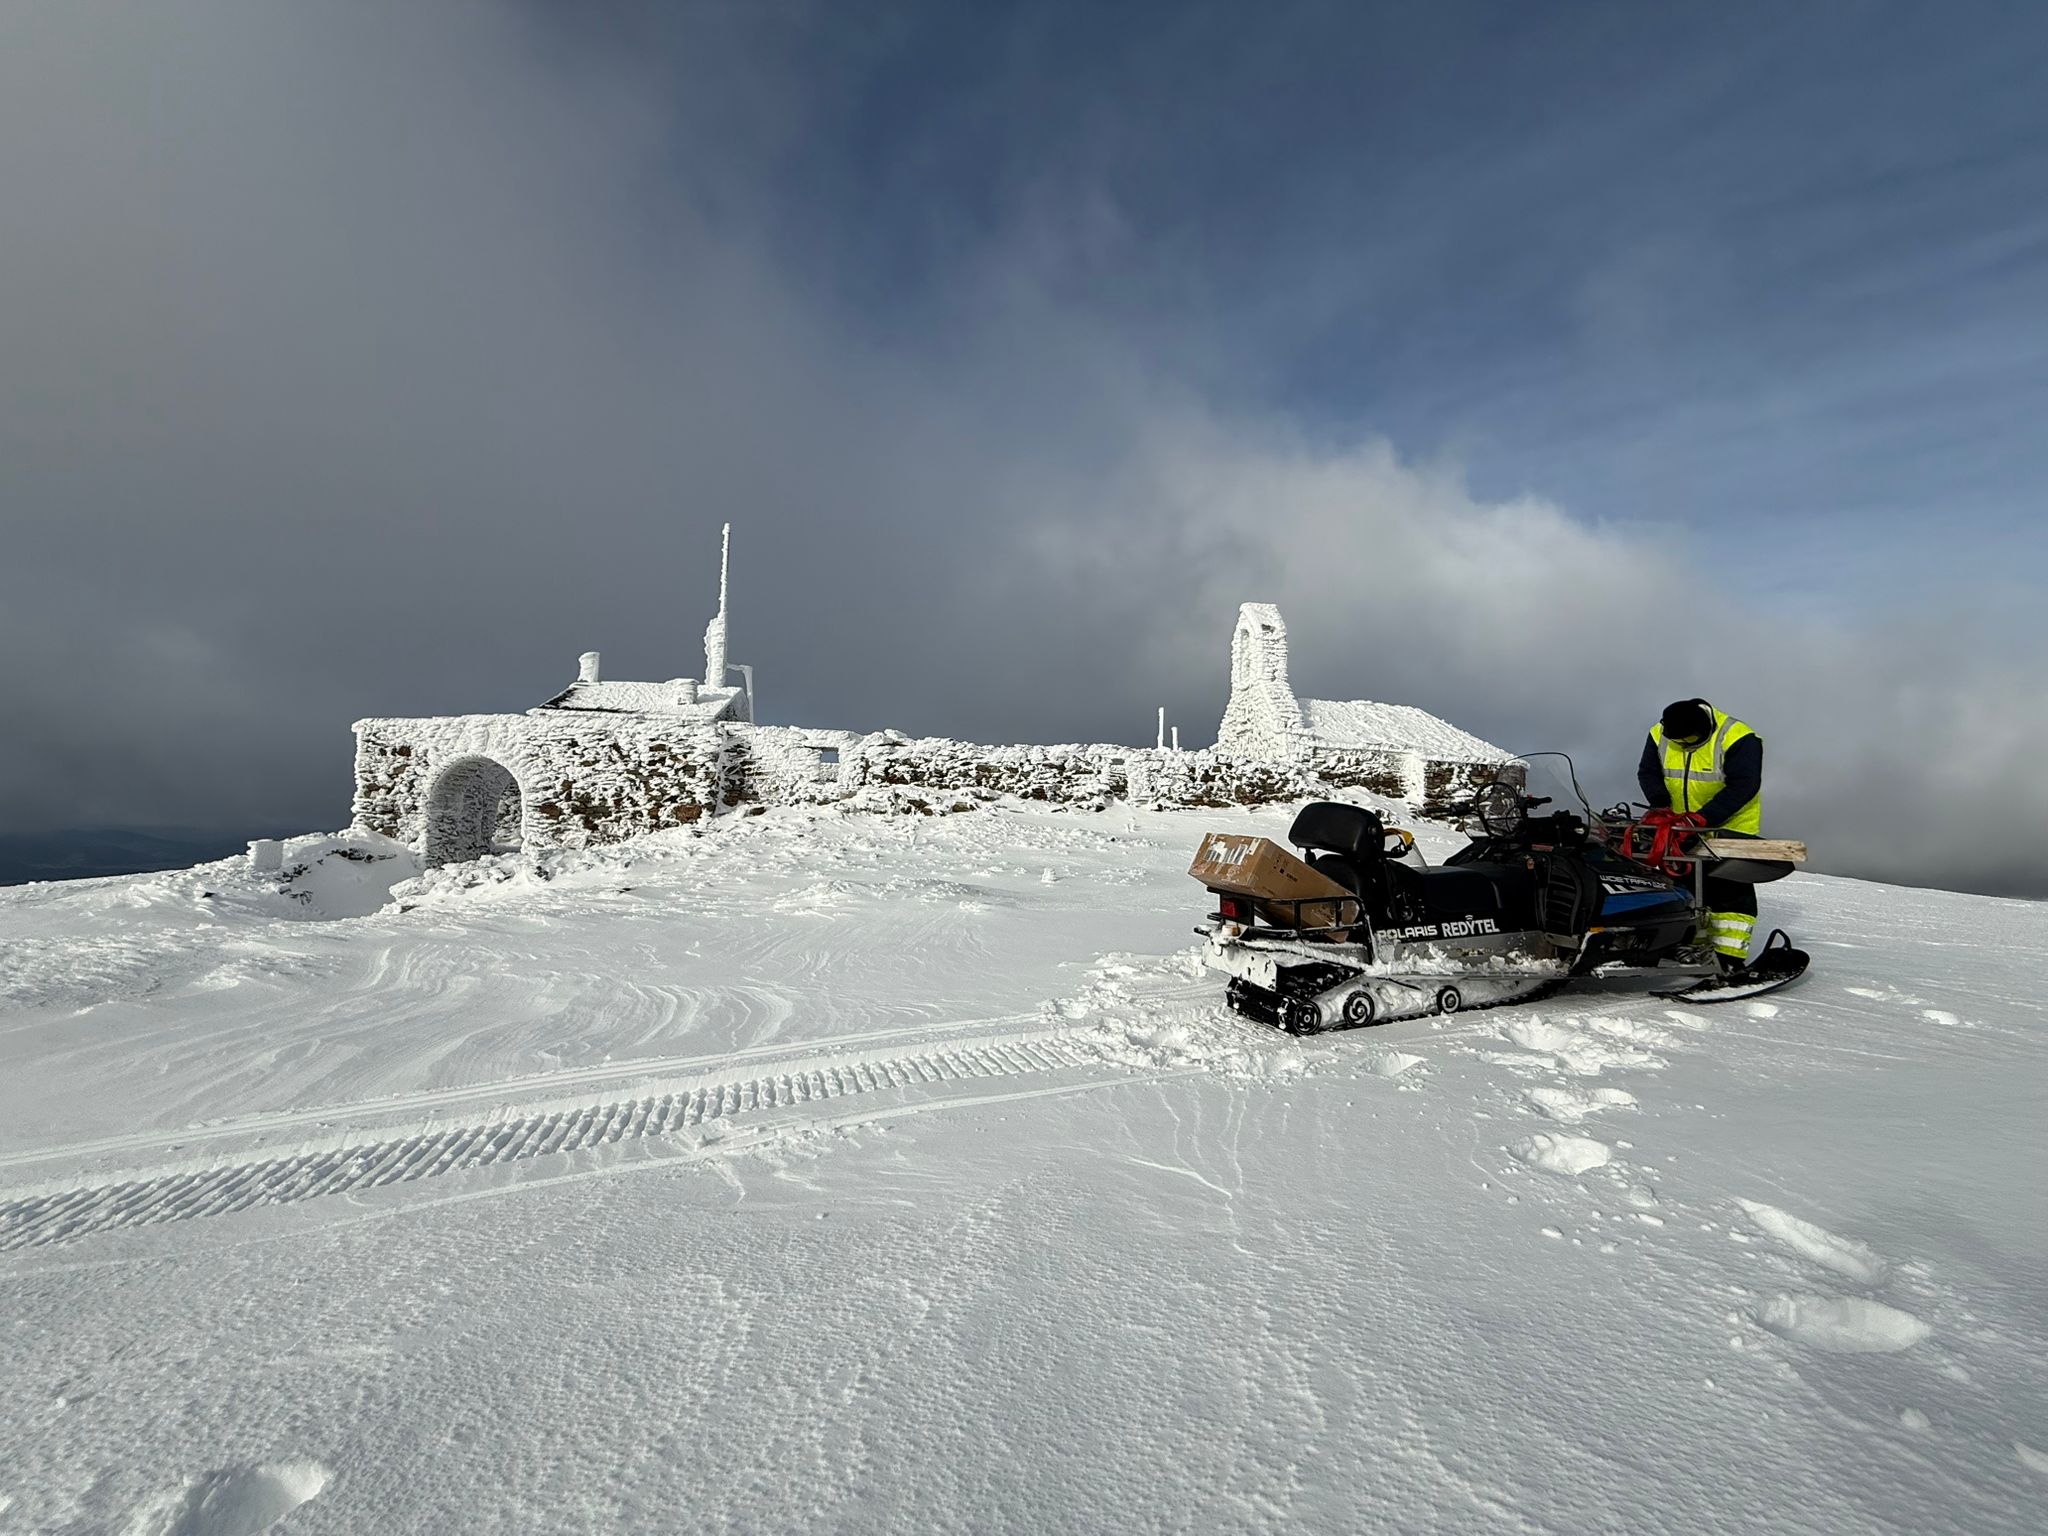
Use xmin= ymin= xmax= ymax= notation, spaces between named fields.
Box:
xmin=0 ymin=1032 xmax=1101 ymax=1252
xmin=1270 ymin=976 xmax=1570 ymax=1035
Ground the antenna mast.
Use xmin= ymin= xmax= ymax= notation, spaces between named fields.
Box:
xmin=702 ymin=522 xmax=731 ymax=691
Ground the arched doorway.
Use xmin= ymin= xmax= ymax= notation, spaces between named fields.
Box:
xmin=424 ymin=755 xmax=524 ymax=868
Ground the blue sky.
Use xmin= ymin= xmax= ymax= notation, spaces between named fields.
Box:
xmin=2 ymin=0 xmax=2044 ymax=893
xmin=716 ymin=0 xmax=2048 ymax=602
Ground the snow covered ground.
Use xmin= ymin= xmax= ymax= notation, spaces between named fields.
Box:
xmin=1 ymin=801 xmax=2043 ymax=1534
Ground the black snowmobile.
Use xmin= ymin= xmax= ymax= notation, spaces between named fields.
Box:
xmin=1199 ymin=774 xmax=1809 ymax=1035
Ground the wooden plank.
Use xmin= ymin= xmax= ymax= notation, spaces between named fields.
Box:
xmin=1701 ymin=837 xmax=1806 ymax=863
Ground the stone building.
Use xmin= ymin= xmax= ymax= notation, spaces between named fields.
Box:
xmin=351 ymin=537 xmax=1519 ymax=866
xmin=1216 ymin=603 xmax=1516 ymax=805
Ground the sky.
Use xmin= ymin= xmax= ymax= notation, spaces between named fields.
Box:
xmin=2 ymin=0 xmax=2045 ymax=896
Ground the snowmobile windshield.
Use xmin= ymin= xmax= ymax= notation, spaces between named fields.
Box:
xmin=1506 ymin=753 xmax=1598 ymax=821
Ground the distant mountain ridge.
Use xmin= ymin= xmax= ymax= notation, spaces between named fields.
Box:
xmin=0 ymin=828 xmax=284 ymax=887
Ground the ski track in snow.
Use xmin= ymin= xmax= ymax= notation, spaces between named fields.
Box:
xmin=0 ymin=1030 xmax=1114 ymax=1251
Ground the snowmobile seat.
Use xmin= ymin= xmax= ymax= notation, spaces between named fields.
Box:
xmin=1306 ymin=851 xmax=1365 ymax=892
xmin=1288 ymin=801 xmax=1386 ymax=861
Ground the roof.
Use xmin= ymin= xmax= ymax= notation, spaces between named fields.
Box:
xmin=535 ymin=680 xmax=746 ymax=723
xmin=1297 ymin=698 xmax=1511 ymax=764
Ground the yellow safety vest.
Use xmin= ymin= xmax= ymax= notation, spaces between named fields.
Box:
xmin=1650 ymin=708 xmax=1761 ymax=834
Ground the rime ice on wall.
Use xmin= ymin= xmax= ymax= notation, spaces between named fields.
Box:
xmin=832 ymin=736 xmax=1311 ymax=811
xmin=353 ymin=716 xmax=1327 ymax=862
xmin=349 ymin=554 xmax=1517 ymax=865
xmin=353 ymin=714 xmax=733 ymax=866
xmin=1217 ymin=603 xmax=1307 ymax=760
xmin=1214 ymin=602 xmax=1517 ymax=804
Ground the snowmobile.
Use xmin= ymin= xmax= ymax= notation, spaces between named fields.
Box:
xmin=1195 ymin=773 xmax=1809 ymax=1035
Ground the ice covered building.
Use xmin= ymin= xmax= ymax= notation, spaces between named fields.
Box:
xmin=352 ymin=526 xmax=840 ymax=867
xmin=1216 ymin=603 xmax=1517 ymax=804
xmin=351 ymin=540 xmax=1518 ymax=867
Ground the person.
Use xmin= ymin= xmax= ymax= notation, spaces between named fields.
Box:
xmin=1637 ymin=698 xmax=1762 ymax=973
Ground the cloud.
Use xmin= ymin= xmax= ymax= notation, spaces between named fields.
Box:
xmin=0 ymin=2 xmax=2041 ymax=898
xmin=1008 ymin=409 xmax=2048 ymax=896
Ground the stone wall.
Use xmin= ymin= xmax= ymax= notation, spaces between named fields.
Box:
xmin=1302 ymin=747 xmax=1521 ymax=812
xmin=353 ymin=715 xmax=1524 ymax=861
xmin=353 ymin=714 xmax=735 ymax=864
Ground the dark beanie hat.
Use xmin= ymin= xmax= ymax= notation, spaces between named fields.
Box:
xmin=1661 ymin=699 xmax=1714 ymax=741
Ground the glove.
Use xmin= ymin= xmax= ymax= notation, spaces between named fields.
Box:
xmin=1642 ymin=808 xmax=1706 ymax=829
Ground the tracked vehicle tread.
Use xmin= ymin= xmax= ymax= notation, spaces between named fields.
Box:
xmin=1230 ymin=975 xmax=1568 ymax=1034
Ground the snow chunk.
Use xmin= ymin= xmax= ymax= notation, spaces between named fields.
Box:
xmin=1510 ymin=1133 xmax=1613 ymax=1176
xmin=1757 ymin=1295 xmax=1929 ymax=1353
xmin=125 ymin=1458 xmax=332 ymax=1536
xmin=1736 ymin=1199 xmax=1888 ymax=1284
xmin=1525 ymin=1085 xmax=1636 ymax=1122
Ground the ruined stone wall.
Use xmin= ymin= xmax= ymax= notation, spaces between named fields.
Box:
xmin=725 ymin=725 xmax=866 ymax=807
xmin=353 ymin=714 xmax=734 ymax=858
xmin=824 ymin=735 xmax=1319 ymax=812
xmin=841 ymin=737 xmax=1131 ymax=808
xmin=1424 ymin=757 xmax=1524 ymax=811
xmin=1303 ymin=746 xmax=1411 ymax=801
xmin=355 ymin=714 xmax=1523 ymax=860
xmin=1298 ymin=746 xmax=1522 ymax=813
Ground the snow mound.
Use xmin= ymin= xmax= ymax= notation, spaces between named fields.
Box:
xmin=1737 ymin=1199 xmax=1888 ymax=1284
xmin=1525 ymin=1085 xmax=1635 ymax=1122
xmin=271 ymin=833 xmax=418 ymax=919
xmin=1509 ymin=1133 xmax=1612 ymax=1176
xmin=124 ymin=1458 xmax=331 ymax=1536
xmin=1756 ymin=1295 xmax=1929 ymax=1353
xmin=1499 ymin=1016 xmax=1663 ymax=1077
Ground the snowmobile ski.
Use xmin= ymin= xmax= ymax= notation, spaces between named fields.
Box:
xmin=1650 ymin=930 xmax=1809 ymax=1003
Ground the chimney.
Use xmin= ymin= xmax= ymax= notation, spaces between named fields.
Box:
xmin=578 ymin=651 xmax=601 ymax=684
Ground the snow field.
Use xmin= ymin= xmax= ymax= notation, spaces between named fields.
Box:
xmin=0 ymin=801 xmax=2043 ymax=1532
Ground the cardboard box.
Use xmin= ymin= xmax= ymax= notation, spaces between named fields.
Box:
xmin=1189 ymin=833 xmax=1357 ymax=931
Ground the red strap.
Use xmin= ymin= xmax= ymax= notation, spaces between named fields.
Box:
xmin=1639 ymin=815 xmax=1703 ymax=875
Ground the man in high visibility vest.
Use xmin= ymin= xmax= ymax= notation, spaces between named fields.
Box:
xmin=1637 ymin=698 xmax=1763 ymax=973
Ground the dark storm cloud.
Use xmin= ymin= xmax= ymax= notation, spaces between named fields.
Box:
xmin=2 ymin=1 xmax=2044 ymax=897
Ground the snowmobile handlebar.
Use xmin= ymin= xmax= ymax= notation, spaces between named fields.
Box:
xmin=1441 ymin=789 xmax=1551 ymax=828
